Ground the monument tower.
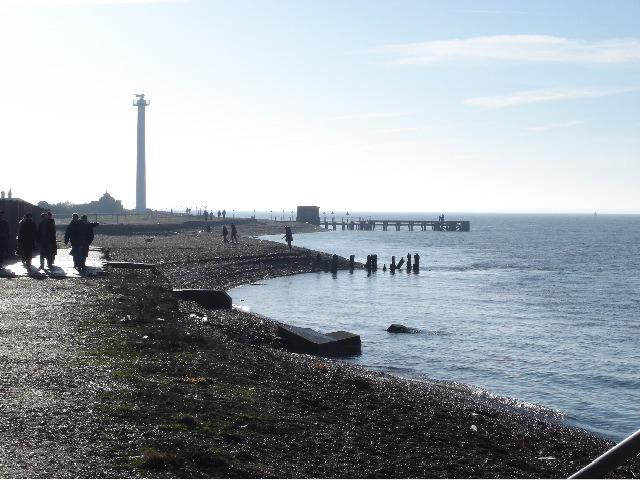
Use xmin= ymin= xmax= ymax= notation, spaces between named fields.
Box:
xmin=134 ymin=94 xmax=150 ymax=212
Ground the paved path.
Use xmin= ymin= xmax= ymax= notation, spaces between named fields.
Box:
xmin=0 ymin=248 xmax=106 ymax=278
xmin=0 ymin=246 xmax=133 ymax=477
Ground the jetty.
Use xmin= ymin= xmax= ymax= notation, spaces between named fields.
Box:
xmin=321 ymin=217 xmax=470 ymax=232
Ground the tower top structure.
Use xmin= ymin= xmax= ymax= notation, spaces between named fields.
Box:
xmin=134 ymin=93 xmax=150 ymax=107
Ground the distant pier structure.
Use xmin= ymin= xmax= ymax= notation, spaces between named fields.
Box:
xmin=321 ymin=216 xmax=470 ymax=232
xmin=296 ymin=206 xmax=320 ymax=225
xmin=134 ymin=94 xmax=150 ymax=213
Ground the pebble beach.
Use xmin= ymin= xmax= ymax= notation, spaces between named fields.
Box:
xmin=0 ymin=216 xmax=638 ymax=478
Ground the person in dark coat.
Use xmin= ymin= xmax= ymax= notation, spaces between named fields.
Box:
xmin=222 ymin=225 xmax=229 ymax=243
xmin=0 ymin=210 xmax=9 ymax=270
xmin=17 ymin=212 xmax=37 ymax=268
xmin=37 ymin=211 xmax=57 ymax=269
xmin=230 ymin=223 xmax=238 ymax=243
xmin=64 ymin=213 xmax=85 ymax=269
xmin=80 ymin=214 xmax=99 ymax=268
xmin=284 ymin=226 xmax=293 ymax=249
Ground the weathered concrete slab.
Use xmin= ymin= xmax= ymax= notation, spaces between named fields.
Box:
xmin=277 ymin=324 xmax=361 ymax=357
xmin=173 ymin=289 xmax=232 ymax=309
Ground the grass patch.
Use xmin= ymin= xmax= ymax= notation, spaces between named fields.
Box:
xmin=87 ymin=270 xmax=268 ymax=477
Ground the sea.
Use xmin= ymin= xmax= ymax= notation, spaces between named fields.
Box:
xmin=229 ymin=213 xmax=640 ymax=442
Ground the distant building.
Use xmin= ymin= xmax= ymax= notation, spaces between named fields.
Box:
xmin=296 ymin=206 xmax=320 ymax=225
xmin=37 ymin=191 xmax=125 ymax=215
xmin=82 ymin=191 xmax=124 ymax=214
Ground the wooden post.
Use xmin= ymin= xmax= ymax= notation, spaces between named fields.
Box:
xmin=365 ymin=255 xmax=371 ymax=272
xmin=331 ymin=254 xmax=338 ymax=273
xmin=390 ymin=256 xmax=396 ymax=272
xmin=413 ymin=253 xmax=420 ymax=273
xmin=407 ymin=253 xmax=412 ymax=271
xmin=349 ymin=255 xmax=355 ymax=270
xmin=372 ymin=254 xmax=378 ymax=270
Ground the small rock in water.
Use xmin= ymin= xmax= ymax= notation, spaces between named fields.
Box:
xmin=387 ymin=324 xmax=420 ymax=334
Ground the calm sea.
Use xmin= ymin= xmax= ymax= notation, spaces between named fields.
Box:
xmin=230 ymin=213 xmax=640 ymax=441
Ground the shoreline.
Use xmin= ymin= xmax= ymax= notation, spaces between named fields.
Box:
xmin=92 ymin=222 xmax=638 ymax=478
xmin=2 ymin=217 xmax=637 ymax=477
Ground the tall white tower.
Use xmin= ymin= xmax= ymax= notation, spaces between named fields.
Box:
xmin=134 ymin=94 xmax=150 ymax=212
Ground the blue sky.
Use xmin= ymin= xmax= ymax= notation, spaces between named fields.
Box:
xmin=0 ymin=0 xmax=638 ymax=214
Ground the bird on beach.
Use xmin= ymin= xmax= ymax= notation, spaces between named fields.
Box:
xmin=145 ymin=237 xmax=154 ymax=243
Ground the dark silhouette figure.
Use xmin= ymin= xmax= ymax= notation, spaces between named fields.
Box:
xmin=17 ymin=213 xmax=37 ymax=268
xmin=64 ymin=213 xmax=85 ymax=269
xmin=284 ymin=226 xmax=293 ymax=249
xmin=222 ymin=225 xmax=229 ymax=243
xmin=80 ymin=214 xmax=99 ymax=268
xmin=231 ymin=223 xmax=238 ymax=243
xmin=0 ymin=210 xmax=9 ymax=270
xmin=37 ymin=211 xmax=57 ymax=269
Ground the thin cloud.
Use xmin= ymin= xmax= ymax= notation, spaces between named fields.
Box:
xmin=0 ymin=0 xmax=186 ymax=4
xmin=375 ymin=35 xmax=640 ymax=65
xmin=330 ymin=112 xmax=411 ymax=120
xmin=371 ymin=125 xmax=450 ymax=134
xmin=465 ymin=87 xmax=640 ymax=109
xmin=524 ymin=121 xmax=583 ymax=132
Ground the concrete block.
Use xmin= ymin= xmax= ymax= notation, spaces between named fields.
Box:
xmin=277 ymin=324 xmax=361 ymax=357
xmin=173 ymin=289 xmax=232 ymax=309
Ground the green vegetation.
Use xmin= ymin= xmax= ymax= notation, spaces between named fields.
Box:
xmin=86 ymin=271 xmax=271 ymax=478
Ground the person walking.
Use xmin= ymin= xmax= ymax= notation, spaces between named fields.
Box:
xmin=17 ymin=212 xmax=37 ymax=268
xmin=230 ymin=223 xmax=238 ymax=243
xmin=222 ymin=225 xmax=229 ymax=243
xmin=80 ymin=215 xmax=99 ymax=268
xmin=64 ymin=213 xmax=85 ymax=269
xmin=284 ymin=226 xmax=293 ymax=249
xmin=0 ymin=210 xmax=9 ymax=270
xmin=37 ymin=211 xmax=57 ymax=269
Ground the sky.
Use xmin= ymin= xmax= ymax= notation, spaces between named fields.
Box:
xmin=0 ymin=0 xmax=638 ymax=215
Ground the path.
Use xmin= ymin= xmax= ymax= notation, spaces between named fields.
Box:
xmin=0 ymin=248 xmax=133 ymax=477
xmin=0 ymin=247 xmax=106 ymax=278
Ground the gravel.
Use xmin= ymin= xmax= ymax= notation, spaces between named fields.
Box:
xmin=0 ymin=218 xmax=637 ymax=478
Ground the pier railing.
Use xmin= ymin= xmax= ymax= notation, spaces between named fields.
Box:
xmin=321 ymin=217 xmax=470 ymax=232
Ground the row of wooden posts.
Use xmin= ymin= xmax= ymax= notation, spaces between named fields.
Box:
xmin=360 ymin=253 xmax=420 ymax=273
xmin=319 ymin=253 xmax=421 ymax=273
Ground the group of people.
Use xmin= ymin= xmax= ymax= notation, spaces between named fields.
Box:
xmin=0 ymin=210 xmax=98 ymax=271
xmin=221 ymin=223 xmax=238 ymax=243
xmin=203 ymin=209 xmax=227 ymax=221
xmin=64 ymin=213 xmax=99 ymax=270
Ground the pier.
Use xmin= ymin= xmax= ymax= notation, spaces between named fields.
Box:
xmin=321 ymin=217 xmax=470 ymax=232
